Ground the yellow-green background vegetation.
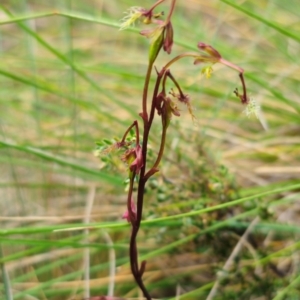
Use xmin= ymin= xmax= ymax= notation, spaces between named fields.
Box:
xmin=0 ymin=0 xmax=299 ymax=299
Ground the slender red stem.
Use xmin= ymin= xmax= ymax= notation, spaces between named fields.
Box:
xmin=149 ymin=68 xmax=166 ymax=127
xmin=142 ymin=62 xmax=154 ymax=123
xmin=121 ymin=120 xmax=139 ymax=144
xmin=145 ymin=123 xmax=167 ymax=180
xmin=239 ymin=72 xmax=248 ymax=104
xmin=148 ymin=0 xmax=166 ymax=13
xmin=166 ymin=0 xmax=177 ymax=23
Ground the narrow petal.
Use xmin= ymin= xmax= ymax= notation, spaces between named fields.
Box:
xmin=197 ymin=42 xmax=222 ymax=59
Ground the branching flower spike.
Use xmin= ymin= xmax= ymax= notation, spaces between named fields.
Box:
xmin=97 ymin=1 xmax=251 ymax=299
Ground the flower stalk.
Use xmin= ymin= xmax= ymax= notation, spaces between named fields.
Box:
xmin=96 ymin=1 xmax=251 ymax=298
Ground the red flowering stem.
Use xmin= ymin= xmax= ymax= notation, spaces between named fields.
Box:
xmin=127 ymin=177 xmax=137 ymax=226
xmin=129 ymin=55 xmax=157 ymax=300
xmin=130 ymin=163 xmax=151 ymax=299
xmin=127 ymin=175 xmax=140 ymax=281
xmin=166 ymin=0 xmax=176 ymax=23
xmin=142 ymin=62 xmax=154 ymax=123
xmin=136 ymin=135 xmax=148 ymax=225
xmin=129 ymin=48 xmax=168 ymax=300
xmin=128 ymin=3 xmax=180 ymax=298
xmin=148 ymin=68 xmax=166 ymax=127
xmin=129 ymin=68 xmax=167 ymax=300
xmin=145 ymin=123 xmax=167 ymax=180
xmin=119 ymin=119 xmax=149 ymax=297
xmin=129 ymin=224 xmax=150 ymax=299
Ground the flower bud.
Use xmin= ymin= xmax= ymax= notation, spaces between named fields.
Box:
xmin=141 ymin=27 xmax=164 ymax=63
xmin=197 ymin=42 xmax=221 ymax=59
xmin=163 ymin=22 xmax=173 ymax=54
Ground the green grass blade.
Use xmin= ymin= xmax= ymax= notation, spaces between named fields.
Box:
xmin=220 ymin=0 xmax=300 ymax=43
xmin=0 ymin=246 xmax=13 ymax=300
xmin=0 ymin=140 xmax=123 ymax=185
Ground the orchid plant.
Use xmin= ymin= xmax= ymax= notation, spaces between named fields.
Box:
xmin=96 ymin=0 xmax=255 ymax=298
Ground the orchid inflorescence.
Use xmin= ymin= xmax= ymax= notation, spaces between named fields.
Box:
xmin=96 ymin=0 xmax=252 ymax=298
